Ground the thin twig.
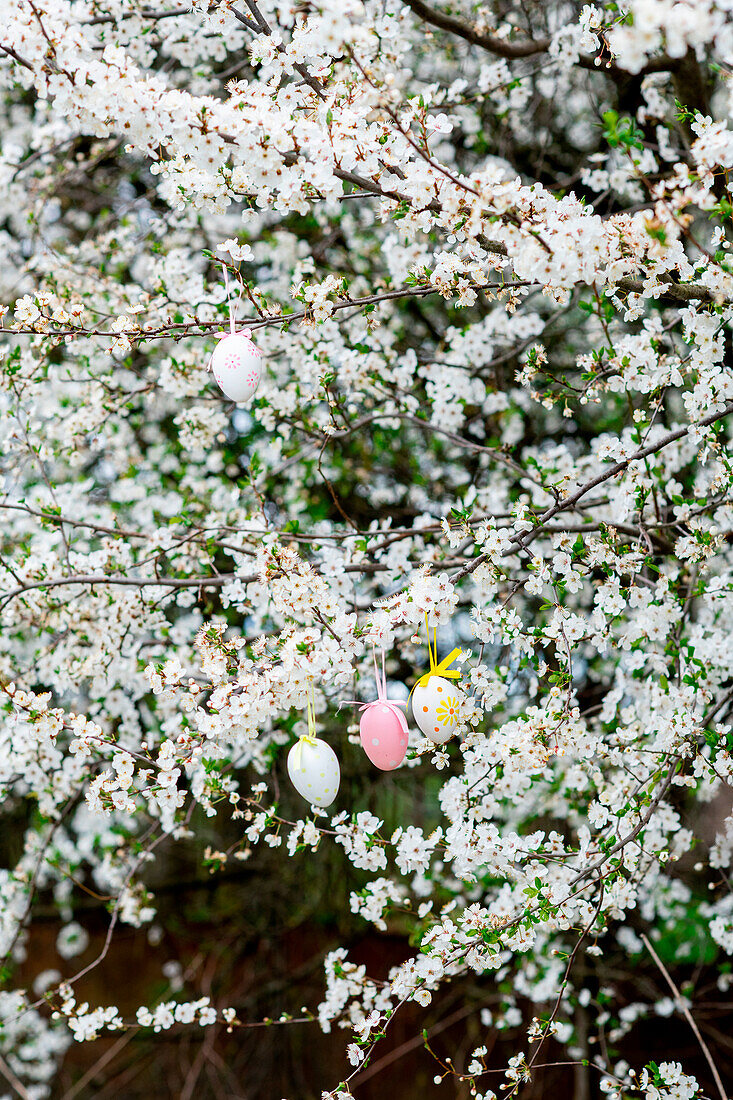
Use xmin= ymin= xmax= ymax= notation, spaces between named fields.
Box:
xmin=0 ymin=1054 xmax=31 ymax=1100
xmin=641 ymin=932 xmax=728 ymax=1100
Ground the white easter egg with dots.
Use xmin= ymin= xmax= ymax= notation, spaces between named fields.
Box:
xmin=210 ymin=332 xmax=263 ymax=402
xmin=412 ymin=677 xmax=464 ymax=744
xmin=287 ymin=738 xmax=340 ymax=807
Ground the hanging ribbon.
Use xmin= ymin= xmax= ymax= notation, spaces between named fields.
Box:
xmin=220 ymin=262 xmax=247 ymax=337
xmin=291 ymin=682 xmax=319 ymax=770
xmin=340 ymin=648 xmax=408 ymax=732
xmin=411 ymin=614 xmax=463 ymax=694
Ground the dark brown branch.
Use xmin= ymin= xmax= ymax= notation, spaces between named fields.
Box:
xmin=82 ymin=7 xmax=191 ymax=26
xmin=402 ymin=0 xmax=550 ymax=58
xmin=454 ymin=400 xmax=733 ymax=580
xmin=0 ymin=42 xmax=34 ymax=71
xmin=4 ymin=279 xmax=514 ymax=342
xmin=515 ymin=400 xmax=733 ymax=552
xmin=232 ymin=2 xmax=326 ymax=101
xmin=402 ymin=0 xmax=678 ymax=78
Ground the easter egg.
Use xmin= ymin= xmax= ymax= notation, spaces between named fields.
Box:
xmin=360 ymin=705 xmax=408 ymax=771
xmin=287 ymin=737 xmax=340 ymax=807
xmin=210 ymin=332 xmax=263 ymax=402
xmin=412 ymin=677 xmax=464 ymax=744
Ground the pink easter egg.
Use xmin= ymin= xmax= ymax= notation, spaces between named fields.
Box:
xmin=360 ymin=705 xmax=408 ymax=771
xmin=210 ymin=332 xmax=263 ymax=403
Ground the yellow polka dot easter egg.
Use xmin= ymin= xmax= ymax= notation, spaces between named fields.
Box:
xmin=287 ymin=736 xmax=340 ymax=808
xmin=411 ymin=676 xmax=464 ymax=745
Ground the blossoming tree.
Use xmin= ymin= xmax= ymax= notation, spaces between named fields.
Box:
xmin=1 ymin=0 xmax=733 ymax=1096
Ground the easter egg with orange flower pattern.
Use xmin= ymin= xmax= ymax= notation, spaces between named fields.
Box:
xmin=412 ymin=677 xmax=464 ymax=744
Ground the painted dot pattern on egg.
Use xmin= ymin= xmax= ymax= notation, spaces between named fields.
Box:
xmin=287 ymin=739 xmax=340 ymax=806
xmin=412 ymin=677 xmax=465 ymax=743
xmin=360 ymin=706 xmax=408 ymax=772
xmin=210 ymin=333 xmax=263 ymax=402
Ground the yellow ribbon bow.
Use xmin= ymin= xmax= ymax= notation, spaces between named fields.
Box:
xmin=291 ymin=684 xmax=319 ymax=770
xmin=412 ymin=615 xmax=464 ymax=692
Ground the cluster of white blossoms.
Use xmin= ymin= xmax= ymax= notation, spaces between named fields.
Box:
xmin=3 ymin=0 xmax=733 ymax=1095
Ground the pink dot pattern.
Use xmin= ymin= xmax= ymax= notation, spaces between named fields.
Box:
xmin=210 ymin=333 xmax=263 ymax=402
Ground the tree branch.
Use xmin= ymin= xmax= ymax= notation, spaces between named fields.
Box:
xmin=401 ymin=0 xmax=678 ymax=78
xmin=453 ymin=399 xmax=733 ymax=579
xmin=402 ymin=0 xmax=550 ymax=59
xmin=641 ymin=932 xmax=728 ymax=1100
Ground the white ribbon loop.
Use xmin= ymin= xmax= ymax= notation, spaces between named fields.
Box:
xmin=221 ymin=262 xmax=244 ymax=337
